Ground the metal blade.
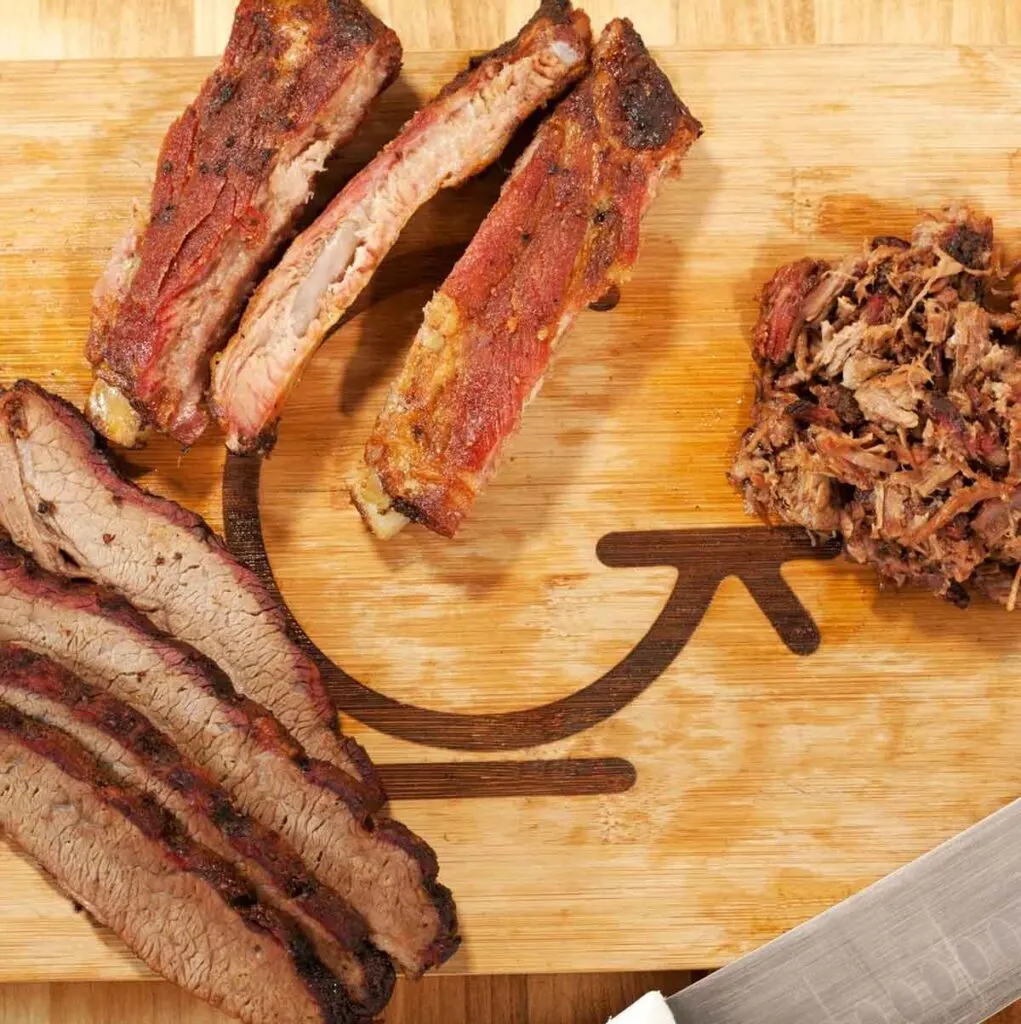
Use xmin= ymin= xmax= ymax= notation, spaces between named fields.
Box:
xmin=667 ymin=795 xmax=1021 ymax=1024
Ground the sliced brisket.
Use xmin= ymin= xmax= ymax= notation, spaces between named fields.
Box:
xmin=0 ymin=543 xmax=458 ymax=976
xmin=350 ymin=18 xmax=702 ymax=538
xmin=0 ymin=703 xmax=374 ymax=1024
xmin=86 ymin=0 xmax=402 ymax=448
xmin=0 ymin=380 xmax=382 ymax=807
xmin=210 ymin=0 xmax=592 ymax=454
xmin=0 ymin=643 xmax=394 ymax=1014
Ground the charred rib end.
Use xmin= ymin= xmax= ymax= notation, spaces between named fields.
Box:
xmin=347 ymin=464 xmax=410 ymax=540
xmin=86 ymin=379 xmax=147 ymax=449
xmin=225 ymin=421 xmax=280 ymax=458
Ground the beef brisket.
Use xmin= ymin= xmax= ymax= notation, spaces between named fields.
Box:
xmin=210 ymin=0 xmax=592 ymax=454
xmin=0 ymin=542 xmax=458 ymax=976
xmin=0 ymin=643 xmax=394 ymax=1014
xmin=0 ymin=380 xmax=382 ymax=806
xmin=350 ymin=18 xmax=702 ymax=538
xmin=0 ymin=703 xmax=375 ymax=1023
xmin=86 ymin=0 xmax=402 ymax=448
xmin=732 ymin=207 xmax=1021 ymax=608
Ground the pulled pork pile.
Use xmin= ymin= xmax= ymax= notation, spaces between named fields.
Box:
xmin=731 ymin=207 xmax=1021 ymax=609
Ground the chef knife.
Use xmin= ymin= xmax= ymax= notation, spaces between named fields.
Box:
xmin=610 ymin=794 xmax=1021 ymax=1023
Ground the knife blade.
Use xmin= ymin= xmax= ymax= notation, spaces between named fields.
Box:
xmin=611 ymin=795 xmax=1021 ymax=1024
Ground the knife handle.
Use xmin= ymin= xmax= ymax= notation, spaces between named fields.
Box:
xmin=608 ymin=992 xmax=675 ymax=1022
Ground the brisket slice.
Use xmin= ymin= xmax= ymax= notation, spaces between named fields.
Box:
xmin=350 ymin=18 xmax=702 ymax=538
xmin=0 ymin=643 xmax=394 ymax=1015
xmin=0 ymin=543 xmax=458 ymax=976
xmin=0 ymin=703 xmax=373 ymax=1024
xmin=210 ymin=0 xmax=593 ymax=455
xmin=86 ymin=0 xmax=403 ymax=448
xmin=0 ymin=380 xmax=383 ymax=809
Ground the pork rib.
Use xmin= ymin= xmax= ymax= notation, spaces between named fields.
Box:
xmin=0 ymin=380 xmax=382 ymax=806
xmin=0 ymin=643 xmax=395 ymax=1015
xmin=0 ymin=542 xmax=458 ymax=977
xmin=0 ymin=702 xmax=375 ymax=1024
xmin=210 ymin=0 xmax=592 ymax=454
xmin=86 ymin=0 xmax=402 ymax=448
xmin=350 ymin=19 xmax=702 ymax=538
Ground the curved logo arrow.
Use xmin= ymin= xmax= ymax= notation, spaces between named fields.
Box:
xmin=224 ymin=455 xmax=838 ymax=799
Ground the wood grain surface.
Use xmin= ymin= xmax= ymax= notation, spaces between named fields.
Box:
xmin=4 ymin=2 xmax=1021 ymax=1023
xmin=0 ymin=973 xmax=692 ymax=1024
xmin=8 ymin=0 xmax=1021 ymax=55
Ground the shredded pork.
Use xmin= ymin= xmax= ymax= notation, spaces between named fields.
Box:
xmin=732 ymin=207 xmax=1021 ymax=608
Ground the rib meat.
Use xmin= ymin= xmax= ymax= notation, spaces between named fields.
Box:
xmin=0 ymin=542 xmax=458 ymax=977
xmin=0 ymin=380 xmax=382 ymax=806
xmin=86 ymin=0 xmax=402 ymax=448
xmin=0 ymin=644 xmax=394 ymax=1015
xmin=210 ymin=0 xmax=592 ymax=454
xmin=0 ymin=703 xmax=374 ymax=1024
xmin=350 ymin=19 xmax=702 ymax=538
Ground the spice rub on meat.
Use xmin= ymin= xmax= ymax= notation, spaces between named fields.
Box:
xmin=732 ymin=206 xmax=1021 ymax=608
xmin=0 ymin=645 xmax=395 ymax=1016
xmin=0 ymin=540 xmax=458 ymax=978
xmin=0 ymin=380 xmax=382 ymax=806
xmin=0 ymin=700 xmax=377 ymax=1024
xmin=87 ymin=0 xmax=402 ymax=448
xmin=211 ymin=0 xmax=593 ymax=455
xmin=351 ymin=18 xmax=702 ymax=539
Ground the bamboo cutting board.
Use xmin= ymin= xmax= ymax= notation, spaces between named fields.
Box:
xmin=2 ymin=45 xmax=1021 ymax=981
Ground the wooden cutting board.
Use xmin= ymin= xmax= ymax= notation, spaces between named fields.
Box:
xmin=2 ymin=45 xmax=1021 ymax=981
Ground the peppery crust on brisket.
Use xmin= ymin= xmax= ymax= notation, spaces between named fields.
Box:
xmin=0 ymin=540 xmax=459 ymax=976
xmin=87 ymin=0 xmax=402 ymax=448
xmin=351 ymin=18 xmax=702 ymax=538
xmin=0 ymin=643 xmax=395 ymax=1014
xmin=0 ymin=701 xmax=376 ymax=1024
xmin=210 ymin=0 xmax=593 ymax=455
xmin=0 ymin=379 xmax=383 ymax=807
xmin=731 ymin=206 xmax=1021 ymax=609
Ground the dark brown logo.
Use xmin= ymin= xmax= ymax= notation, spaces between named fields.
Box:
xmin=224 ymin=455 xmax=839 ymax=801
